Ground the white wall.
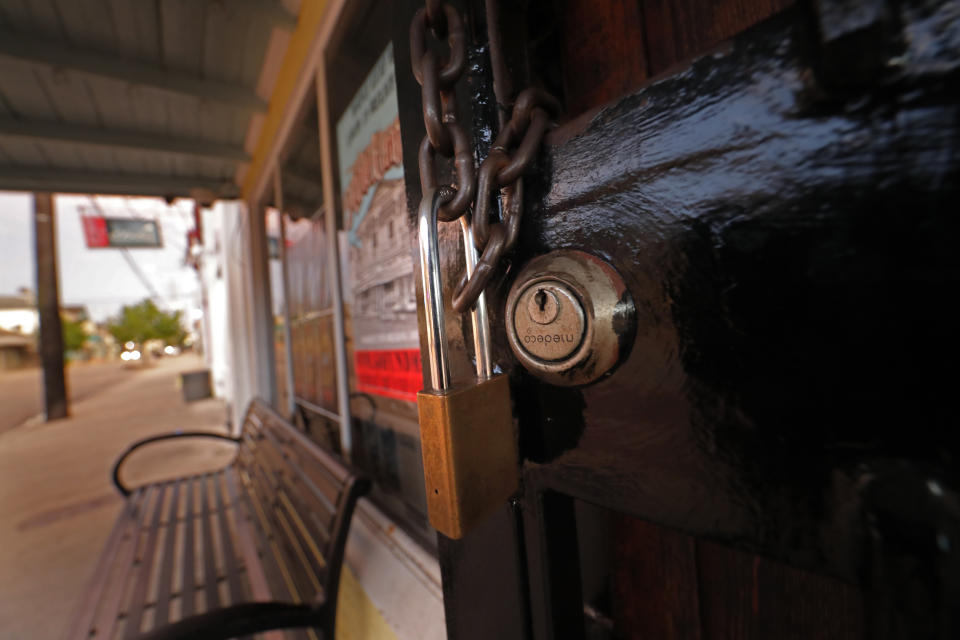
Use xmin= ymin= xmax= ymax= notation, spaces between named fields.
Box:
xmin=0 ymin=309 xmax=38 ymax=335
xmin=199 ymin=200 xmax=273 ymax=431
xmin=199 ymin=206 xmax=230 ymax=402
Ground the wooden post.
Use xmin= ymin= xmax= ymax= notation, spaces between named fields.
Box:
xmin=315 ymin=62 xmax=353 ymax=457
xmin=273 ymin=167 xmax=297 ymax=419
xmin=247 ymin=201 xmax=278 ymax=408
xmin=33 ymin=192 xmax=68 ymax=421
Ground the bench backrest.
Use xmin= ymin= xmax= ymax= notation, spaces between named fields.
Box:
xmin=235 ymin=399 xmax=369 ymax=626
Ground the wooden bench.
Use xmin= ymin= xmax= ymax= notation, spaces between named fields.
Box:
xmin=64 ymin=398 xmax=370 ymax=640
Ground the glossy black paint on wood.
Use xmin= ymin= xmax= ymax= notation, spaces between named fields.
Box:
xmin=396 ymin=0 xmax=959 ymax=637
xmin=521 ymin=490 xmax=585 ymax=640
xmin=500 ymin=3 xmax=959 ymax=636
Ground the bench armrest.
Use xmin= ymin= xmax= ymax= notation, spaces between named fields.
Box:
xmin=112 ymin=431 xmax=242 ymax=497
xmin=135 ymin=601 xmax=323 ymax=640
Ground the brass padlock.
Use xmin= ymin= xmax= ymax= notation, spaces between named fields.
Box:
xmin=416 ymin=187 xmax=518 ymax=539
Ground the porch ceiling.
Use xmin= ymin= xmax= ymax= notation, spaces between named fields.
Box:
xmin=0 ymin=0 xmax=300 ymax=201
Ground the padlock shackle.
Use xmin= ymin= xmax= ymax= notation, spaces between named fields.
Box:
xmin=459 ymin=216 xmax=493 ymax=380
xmin=418 ymin=187 xmax=453 ymax=391
xmin=418 ymin=186 xmax=495 ymax=390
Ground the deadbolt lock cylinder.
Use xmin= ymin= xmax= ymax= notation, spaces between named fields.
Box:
xmin=513 ymin=281 xmax=586 ymax=362
xmin=506 ymin=250 xmax=636 ymax=386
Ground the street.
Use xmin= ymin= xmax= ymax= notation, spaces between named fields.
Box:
xmin=0 ymin=361 xmax=133 ymax=435
xmin=0 ymin=354 xmax=230 ymax=640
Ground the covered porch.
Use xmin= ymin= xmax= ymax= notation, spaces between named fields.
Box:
xmin=0 ymin=1 xmax=444 ymax=639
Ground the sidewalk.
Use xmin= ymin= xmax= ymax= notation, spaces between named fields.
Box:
xmin=0 ymin=354 xmax=231 ymax=640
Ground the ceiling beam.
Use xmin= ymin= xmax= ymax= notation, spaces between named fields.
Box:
xmin=229 ymin=0 xmax=298 ymax=30
xmin=0 ymin=118 xmax=251 ymax=163
xmin=0 ymin=166 xmax=239 ymax=199
xmin=0 ymin=30 xmax=267 ymax=113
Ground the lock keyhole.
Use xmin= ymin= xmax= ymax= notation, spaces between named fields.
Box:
xmin=526 ymin=287 xmax=560 ymax=325
xmin=535 ymin=289 xmax=547 ymax=312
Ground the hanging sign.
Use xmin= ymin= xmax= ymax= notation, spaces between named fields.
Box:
xmin=336 ymin=43 xmax=422 ymax=402
xmin=81 ymin=216 xmax=162 ymax=249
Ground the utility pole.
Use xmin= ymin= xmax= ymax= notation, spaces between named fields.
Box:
xmin=33 ymin=192 xmax=68 ymax=421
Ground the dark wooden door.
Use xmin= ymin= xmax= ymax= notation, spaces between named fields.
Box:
xmin=393 ymin=1 xmax=960 ymax=638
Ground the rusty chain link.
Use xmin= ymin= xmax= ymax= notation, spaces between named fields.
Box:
xmin=410 ymin=2 xmax=559 ymax=312
xmin=410 ymin=5 xmax=473 ymax=222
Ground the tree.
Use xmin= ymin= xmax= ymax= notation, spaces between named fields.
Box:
xmin=62 ymin=316 xmax=89 ymax=353
xmin=108 ymin=299 xmax=187 ymax=346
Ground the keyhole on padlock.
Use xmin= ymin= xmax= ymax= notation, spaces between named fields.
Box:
xmin=535 ymin=289 xmax=547 ymax=312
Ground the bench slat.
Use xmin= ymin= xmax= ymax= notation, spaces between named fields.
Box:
xmin=237 ymin=467 xmax=304 ymax=603
xmin=90 ymin=486 xmax=157 ymax=640
xmin=222 ymin=469 xmax=274 ymax=602
xmin=123 ymin=482 xmax=168 ymax=639
xmin=152 ymin=481 xmax=181 ymax=627
xmin=214 ymin=470 xmax=246 ymax=605
xmin=260 ymin=421 xmax=344 ymax=512
xmin=241 ymin=455 xmax=322 ymax=603
xmin=273 ymin=503 xmax=324 ymax=596
xmin=62 ymin=487 xmax=146 ymax=640
xmin=284 ymin=467 xmax=337 ymax=539
xmin=277 ymin=486 xmax=329 ymax=571
xmin=236 ymin=449 xmax=317 ymax=606
xmin=255 ymin=405 xmax=351 ymax=486
xmin=180 ymin=476 xmax=197 ymax=619
xmin=199 ymin=474 xmax=222 ymax=612
xmin=255 ymin=427 xmax=338 ymax=531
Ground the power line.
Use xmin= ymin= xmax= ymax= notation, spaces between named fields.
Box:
xmin=119 ymin=247 xmax=162 ymax=301
xmin=84 ymin=197 xmax=165 ymax=304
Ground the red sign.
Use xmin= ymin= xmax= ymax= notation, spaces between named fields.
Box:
xmin=81 ymin=215 xmax=109 ymax=248
xmin=354 ymin=349 xmax=423 ymax=402
xmin=80 ymin=215 xmax=162 ymax=248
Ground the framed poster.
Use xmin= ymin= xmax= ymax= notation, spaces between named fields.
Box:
xmin=336 ymin=43 xmax=422 ymax=403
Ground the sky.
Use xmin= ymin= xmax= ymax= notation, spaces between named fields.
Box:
xmin=0 ymin=191 xmax=201 ymax=323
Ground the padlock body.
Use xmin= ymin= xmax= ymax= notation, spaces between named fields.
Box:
xmin=417 ymin=374 xmax=518 ymax=539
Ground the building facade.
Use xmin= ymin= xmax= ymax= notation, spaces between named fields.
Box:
xmin=3 ymin=1 xmax=958 ymax=638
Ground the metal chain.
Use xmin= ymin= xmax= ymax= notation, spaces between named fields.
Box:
xmin=410 ymin=2 xmax=559 ymax=313
xmin=453 ymin=88 xmax=559 ymax=312
xmin=410 ymin=5 xmax=473 ymax=222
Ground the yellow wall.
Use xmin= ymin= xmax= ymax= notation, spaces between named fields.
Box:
xmin=336 ymin=566 xmax=400 ymax=640
xmin=241 ymin=0 xmax=329 ymax=201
